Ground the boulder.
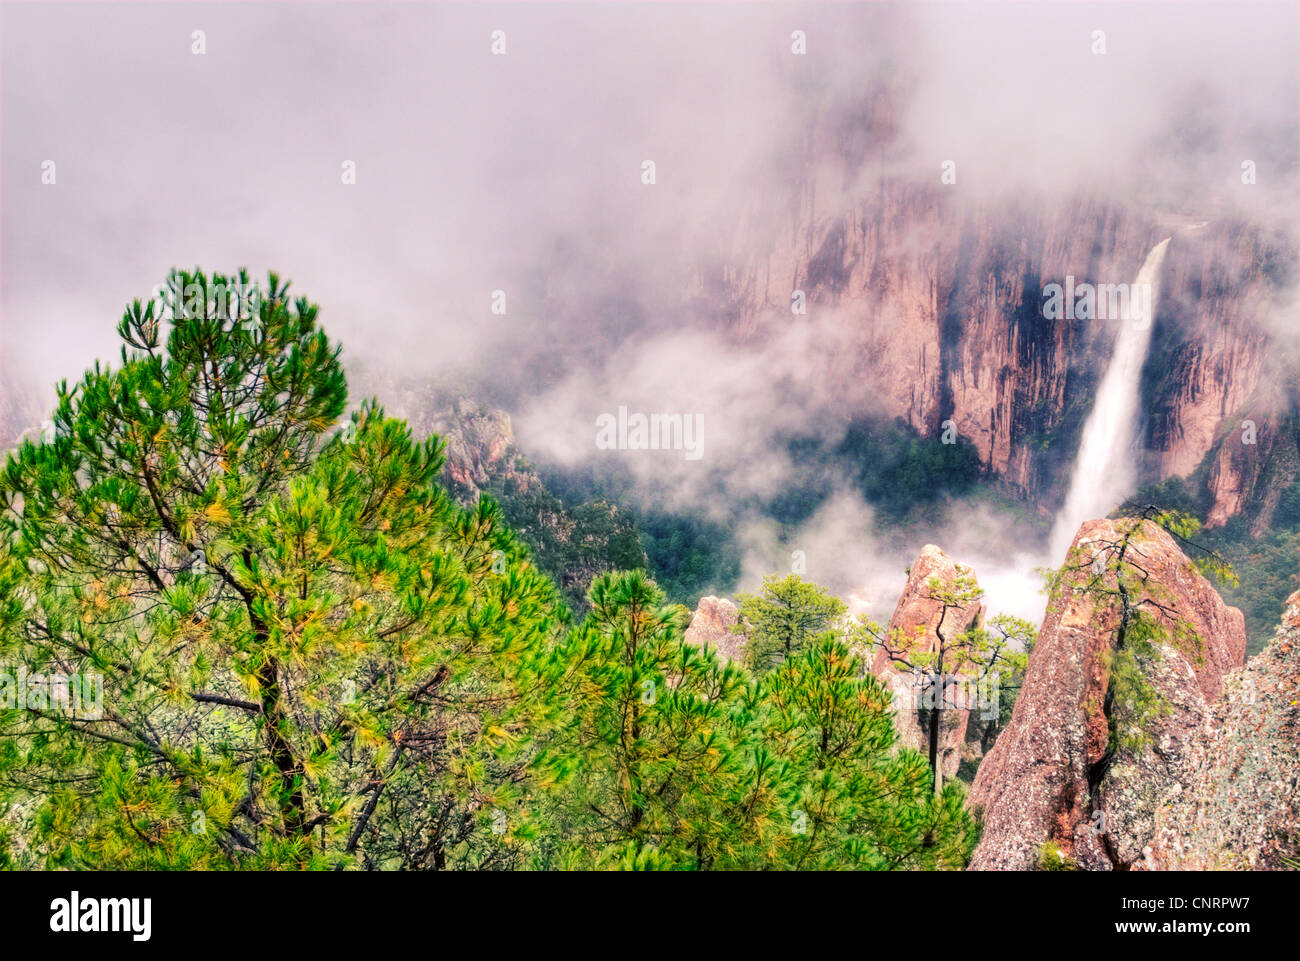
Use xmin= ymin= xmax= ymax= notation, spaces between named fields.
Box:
xmin=684 ymin=596 xmax=745 ymax=663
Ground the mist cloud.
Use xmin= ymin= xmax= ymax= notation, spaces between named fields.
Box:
xmin=2 ymin=2 xmax=1295 ymax=620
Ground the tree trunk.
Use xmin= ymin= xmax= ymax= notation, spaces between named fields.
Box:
xmin=928 ymin=698 xmax=942 ymax=794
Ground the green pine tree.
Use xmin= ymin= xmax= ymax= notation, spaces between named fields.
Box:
xmin=542 ymin=571 xmax=789 ymax=869
xmin=0 ymin=270 xmax=568 ymax=869
xmin=734 ymin=574 xmax=846 ymax=673
xmin=542 ymin=573 xmax=979 ymax=869
xmin=857 ymin=570 xmax=1034 ymax=792
xmin=761 ymin=635 xmax=978 ymax=869
xmin=0 ymin=269 xmax=983 ymax=872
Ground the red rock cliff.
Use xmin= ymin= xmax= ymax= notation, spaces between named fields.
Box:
xmin=705 ymin=98 xmax=1295 ymax=518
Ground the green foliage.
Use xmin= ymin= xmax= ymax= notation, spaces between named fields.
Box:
xmin=867 ymin=572 xmax=1034 ymax=682
xmin=856 ymin=570 xmax=1036 ymax=788
xmin=638 ymin=511 xmax=742 ymax=605
xmin=761 ymin=635 xmax=978 ymax=869
xmin=1213 ymin=526 xmax=1300 ymax=655
xmin=532 ymin=415 xmax=1016 ymax=614
xmin=0 ymin=270 xmax=980 ymax=872
xmin=1148 ymin=509 xmax=1238 ymax=588
xmin=962 ymin=619 xmax=1035 ymax=773
xmin=1101 ymin=613 xmax=1172 ymax=752
xmin=1047 ymin=512 xmax=1221 ymax=757
xmin=1274 ymin=476 xmax=1300 ymax=528
xmin=0 ymin=271 xmax=569 ymax=869
xmin=488 ymin=475 xmax=648 ymax=613
xmin=735 ymin=575 xmax=847 ymax=674
xmin=836 ymin=418 xmax=986 ymax=521
xmin=505 ymin=459 xmax=741 ymax=609
xmin=1126 ymin=471 xmax=1300 ymax=657
xmin=1123 ymin=475 xmax=1210 ymax=520
xmin=541 ymin=574 xmax=978 ymax=870
xmin=1037 ymin=841 xmax=1079 ymax=871
xmin=542 ymin=570 xmax=783 ymax=869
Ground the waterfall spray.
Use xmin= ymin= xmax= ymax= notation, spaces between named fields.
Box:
xmin=1048 ymin=238 xmax=1172 ymax=563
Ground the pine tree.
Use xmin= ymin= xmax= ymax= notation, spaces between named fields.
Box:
xmin=1045 ymin=508 xmax=1234 ymax=756
xmin=0 ymin=269 xmax=983 ymax=872
xmin=859 ymin=572 xmax=1033 ymax=792
xmin=543 ymin=573 xmax=979 ymax=869
xmin=734 ymin=574 xmax=846 ymax=673
xmin=543 ymin=571 xmax=788 ymax=869
xmin=761 ymin=635 xmax=978 ymax=869
xmin=0 ymin=271 xmax=568 ymax=869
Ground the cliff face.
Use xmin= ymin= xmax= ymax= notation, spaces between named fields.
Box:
xmin=715 ymin=189 xmax=1136 ymax=501
xmin=1143 ymin=225 xmax=1299 ymax=530
xmin=968 ymin=518 xmax=1246 ymax=870
xmin=706 ymin=104 xmax=1295 ymax=518
xmin=1139 ymin=590 xmax=1300 ymax=870
xmin=426 ymin=400 xmax=535 ymax=503
xmin=1144 ymin=228 xmax=1276 ymax=481
xmin=1204 ymin=411 xmax=1300 ymax=532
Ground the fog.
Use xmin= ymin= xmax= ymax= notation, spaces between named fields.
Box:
xmin=2 ymin=2 xmax=1296 ymax=623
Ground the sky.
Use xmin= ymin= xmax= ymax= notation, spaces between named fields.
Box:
xmin=2 ymin=1 xmax=1297 ymax=622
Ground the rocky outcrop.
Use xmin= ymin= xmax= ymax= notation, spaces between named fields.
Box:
xmin=345 ymin=372 xmax=539 ymax=504
xmin=344 ymin=376 xmax=649 ymax=611
xmin=1138 ymin=590 xmax=1300 ymax=870
xmin=968 ymin=518 xmax=1246 ymax=870
xmin=428 ymin=400 xmax=535 ymax=502
xmin=683 ymin=596 xmax=744 ymax=663
xmin=873 ymin=545 xmax=985 ymax=779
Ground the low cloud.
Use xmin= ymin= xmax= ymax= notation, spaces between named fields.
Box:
xmin=2 ymin=2 xmax=1294 ymax=624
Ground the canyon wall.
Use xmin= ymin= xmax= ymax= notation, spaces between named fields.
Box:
xmin=704 ymin=100 xmax=1296 ymax=520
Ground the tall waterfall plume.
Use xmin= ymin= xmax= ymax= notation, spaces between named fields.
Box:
xmin=1048 ymin=238 xmax=1172 ymax=562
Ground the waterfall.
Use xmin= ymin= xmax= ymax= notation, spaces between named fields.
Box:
xmin=1048 ymin=238 xmax=1172 ymax=563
